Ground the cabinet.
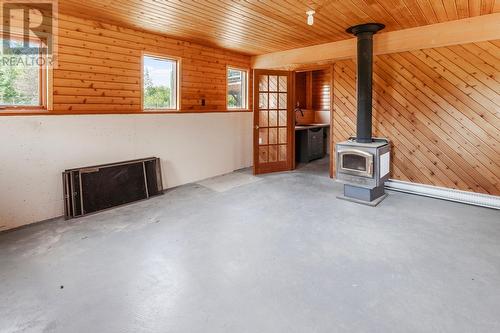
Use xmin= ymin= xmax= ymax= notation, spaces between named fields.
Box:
xmin=295 ymin=126 xmax=327 ymax=163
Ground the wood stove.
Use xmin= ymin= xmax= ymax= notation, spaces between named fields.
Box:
xmin=337 ymin=138 xmax=391 ymax=205
xmin=335 ymin=23 xmax=391 ymax=206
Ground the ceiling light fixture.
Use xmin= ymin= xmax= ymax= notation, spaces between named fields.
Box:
xmin=306 ymin=10 xmax=315 ymax=26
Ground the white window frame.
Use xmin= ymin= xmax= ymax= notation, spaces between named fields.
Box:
xmin=226 ymin=66 xmax=249 ymax=110
xmin=142 ymin=53 xmax=181 ymax=112
xmin=0 ymin=35 xmax=49 ymax=112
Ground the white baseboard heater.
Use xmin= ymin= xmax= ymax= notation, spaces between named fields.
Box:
xmin=385 ymin=180 xmax=500 ymax=210
xmin=63 ymin=157 xmax=163 ymax=219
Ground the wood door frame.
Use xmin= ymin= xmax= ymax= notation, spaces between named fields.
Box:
xmin=292 ymin=71 xmax=297 ymax=171
xmin=329 ymin=63 xmax=335 ymax=179
xmin=253 ymin=69 xmax=294 ymax=175
xmin=291 ymin=65 xmax=335 ymax=176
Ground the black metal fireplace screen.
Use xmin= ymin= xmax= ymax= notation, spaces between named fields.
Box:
xmin=63 ymin=157 xmax=163 ymax=219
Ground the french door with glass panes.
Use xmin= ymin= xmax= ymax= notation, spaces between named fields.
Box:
xmin=253 ymin=70 xmax=293 ymax=174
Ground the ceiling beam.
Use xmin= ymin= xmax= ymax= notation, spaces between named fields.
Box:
xmin=251 ymin=13 xmax=500 ymax=69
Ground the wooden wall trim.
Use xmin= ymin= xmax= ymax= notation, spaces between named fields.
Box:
xmin=0 ymin=110 xmax=252 ymax=117
xmin=252 ymin=13 xmax=500 ymax=69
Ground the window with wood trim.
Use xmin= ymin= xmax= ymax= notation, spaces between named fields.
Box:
xmin=227 ymin=67 xmax=248 ymax=110
xmin=143 ymin=55 xmax=179 ymax=111
xmin=0 ymin=38 xmax=47 ymax=110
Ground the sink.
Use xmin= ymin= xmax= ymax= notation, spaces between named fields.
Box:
xmin=295 ymin=123 xmax=330 ymax=131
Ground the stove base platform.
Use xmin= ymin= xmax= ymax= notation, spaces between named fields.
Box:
xmin=337 ymin=193 xmax=388 ymax=207
xmin=337 ymin=184 xmax=388 ymax=206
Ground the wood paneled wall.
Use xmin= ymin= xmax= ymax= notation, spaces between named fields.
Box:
xmin=47 ymin=14 xmax=251 ymax=113
xmin=312 ymin=70 xmax=331 ymax=112
xmin=295 ymin=69 xmax=332 ymax=124
xmin=295 ymin=72 xmax=307 ymax=109
xmin=294 ymin=72 xmax=314 ymax=124
xmin=332 ymin=40 xmax=500 ymax=195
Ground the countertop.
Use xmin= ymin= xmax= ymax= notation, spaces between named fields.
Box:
xmin=294 ymin=123 xmax=330 ymax=131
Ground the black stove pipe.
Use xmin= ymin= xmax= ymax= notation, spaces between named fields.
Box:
xmin=346 ymin=23 xmax=385 ymax=143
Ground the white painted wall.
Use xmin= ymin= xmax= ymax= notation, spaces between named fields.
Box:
xmin=0 ymin=112 xmax=253 ymax=231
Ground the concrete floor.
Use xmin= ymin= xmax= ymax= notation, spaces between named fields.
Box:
xmin=1 ymin=158 xmax=499 ymax=333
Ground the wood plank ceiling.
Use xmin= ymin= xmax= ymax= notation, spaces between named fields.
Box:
xmin=58 ymin=0 xmax=499 ymax=55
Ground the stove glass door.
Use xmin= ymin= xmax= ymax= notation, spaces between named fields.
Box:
xmin=339 ymin=150 xmax=374 ymax=177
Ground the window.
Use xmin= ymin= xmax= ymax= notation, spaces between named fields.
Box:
xmin=227 ymin=67 xmax=248 ymax=110
xmin=0 ymin=39 xmax=46 ymax=109
xmin=143 ymin=55 xmax=179 ymax=110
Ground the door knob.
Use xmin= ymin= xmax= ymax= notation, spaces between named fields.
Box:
xmin=255 ymin=125 xmax=260 ymax=130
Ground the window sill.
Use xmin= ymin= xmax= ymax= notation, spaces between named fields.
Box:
xmin=0 ymin=109 xmax=252 ymax=116
xmin=145 ymin=109 xmax=251 ymax=114
xmin=144 ymin=109 xmax=180 ymax=113
xmin=0 ymin=107 xmax=48 ymax=115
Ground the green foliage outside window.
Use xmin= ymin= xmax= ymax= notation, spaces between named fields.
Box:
xmin=227 ymin=92 xmax=240 ymax=108
xmin=0 ymin=55 xmax=40 ymax=106
xmin=227 ymin=68 xmax=246 ymax=109
xmin=143 ymin=68 xmax=171 ymax=109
